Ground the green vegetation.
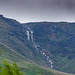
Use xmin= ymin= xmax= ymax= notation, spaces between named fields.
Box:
xmin=17 ymin=62 xmax=56 ymax=75
xmin=0 ymin=41 xmax=56 ymax=75
xmin=0 ymin=59 xmax=56 ymax=75
xmin=25 ymin=22 xmax=75 ymax=73
xmin=0 ymin=15 xmax=75 ymax=74
xmin=0 ymin=16 xmax=46 ymax=67
xmin=0 ymin=59 xmax=24 ymax=75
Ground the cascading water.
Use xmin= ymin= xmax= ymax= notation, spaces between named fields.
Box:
xmin=30 ymin=30 xmax=33 ymax=43
xmin=47 ymin=56 xmax=53 ymax=69
xmin=41 ymin=49 xmax=53 ymax=69
xmin=26 ymin=27 xmax=53 ymax=69
xmin=26 ymin=30 xmax=30 ymax=41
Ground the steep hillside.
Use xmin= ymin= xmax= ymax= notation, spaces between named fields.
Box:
xmin=0 ymin=15 xmax=48 ymax=67
xmin=0 ymin=41 xmax=74 ymax=75
xmin=23 ymin=22 xmax=75 ymax=74
xmin=0 ymin=15 xmax=75 ymax=74
xmin=0 ymin=41 xmax=56 ymax=75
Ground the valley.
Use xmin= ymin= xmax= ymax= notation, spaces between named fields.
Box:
xmin=0 ymin=15 xmax=75 ymax=75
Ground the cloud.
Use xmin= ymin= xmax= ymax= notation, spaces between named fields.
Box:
xmin=55 ymin=0 xmax=75 ymax=10
xmin=0 ymin=0 xmax=75 ymax=9
xmin=0 ymin=0 xmax=75 ymax=22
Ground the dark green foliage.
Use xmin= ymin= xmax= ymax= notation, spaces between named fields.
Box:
xmin=0 ymin=59 xmax=24 ymax=75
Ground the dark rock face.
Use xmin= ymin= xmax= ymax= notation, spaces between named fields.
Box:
xmin=0 ymin=15 xmax=3 ymax=17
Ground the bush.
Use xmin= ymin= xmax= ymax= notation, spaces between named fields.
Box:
xmin=0 ymin=59 xmax=24 ymax=75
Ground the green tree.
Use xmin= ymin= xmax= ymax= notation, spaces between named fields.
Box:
xmin=0 ymin=59 xmax=24 ymax=75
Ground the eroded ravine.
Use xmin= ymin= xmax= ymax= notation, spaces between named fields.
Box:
xmin=26 ymin=27 xmax=53 ymax=69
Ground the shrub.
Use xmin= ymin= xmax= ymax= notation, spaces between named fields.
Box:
xmin=0 ymin=59 xmax=24 ymax=75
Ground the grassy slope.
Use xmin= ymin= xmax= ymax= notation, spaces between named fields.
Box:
xmin=0 ymin=41 xmax=74 ymax=75
xmin=0 ymin=41 xmax=28 ymax=62
xmin=0 ymin=41 xmax=56 ymax=75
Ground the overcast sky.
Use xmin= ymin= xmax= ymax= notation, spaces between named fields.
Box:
xmin=0 ymin=0 xmax=75 ymax=23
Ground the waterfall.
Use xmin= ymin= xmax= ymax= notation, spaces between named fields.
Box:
xmin=26 ymin=30 xmax=30 ymax=41
xmin=48 ymin=59 xmax=53 ymax=69
xmin=26 ymin=27 xmax=53 ymax=69
xmin=30 ymin=30 xmax=33 ymax=42
xmin=26 ymin=27 xmax=33 ymax=42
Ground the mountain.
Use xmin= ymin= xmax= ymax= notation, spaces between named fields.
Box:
xmin=23 ymin=22 xmax=75 ymax=74
xmin=0 ymin=15 xmax=55 ymax=75
xmin=0 ymin=15 xmax=75 ymax=74
xmin=0 ymin=15 xmax=47 ymax=67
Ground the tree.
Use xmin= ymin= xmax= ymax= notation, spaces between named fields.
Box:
xmin=0 ymin=59 xmax=24 ymax=75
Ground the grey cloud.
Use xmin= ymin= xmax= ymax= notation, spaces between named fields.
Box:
xmin=55 ymin=0 xmax=75 ymax=10
xmin=0 ymin=0 xmax=75 ymax=23
xmin=1 ymin=0 xmax=75 ymax=9
xmin=1 ymin=0 xmax=75 ymax=12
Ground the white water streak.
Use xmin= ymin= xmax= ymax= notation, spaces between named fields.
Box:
xmin=30 ymin=30 xmax=33 ymax=42
xmin=26 ymin=30 xmax=30 ymax=41
xmin=26 ymin=27 xmax=53 ymax=69
xmin=48 ymin=59 xmax=53 ymax=69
